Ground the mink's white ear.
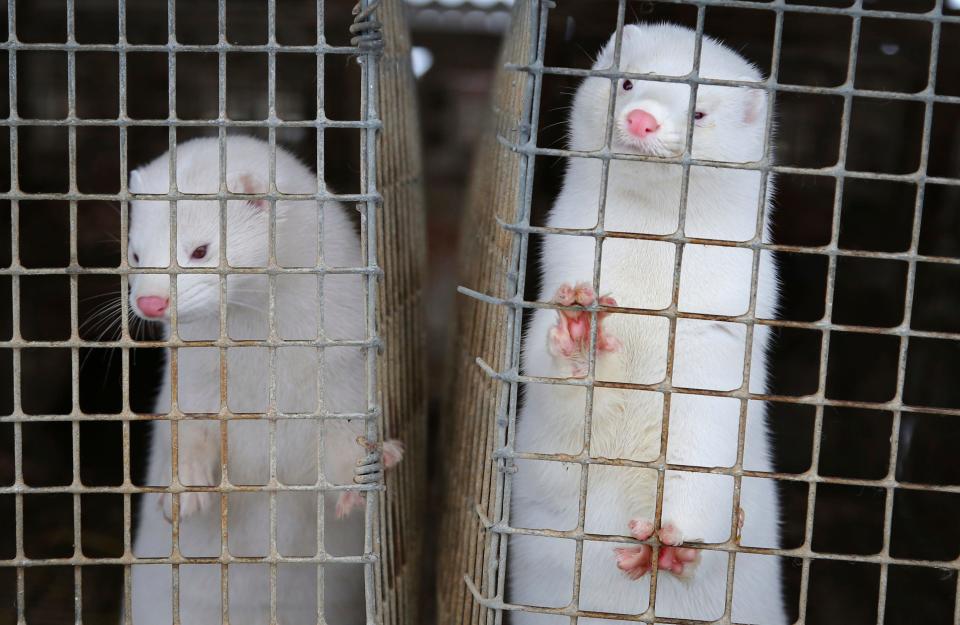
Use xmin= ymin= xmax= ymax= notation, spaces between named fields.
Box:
xmin=227 ymin=172 xmax=268 ymax=210
xmin=595 ymin=38 xmax=616 ymax=69
xmin=595 ymin=24 xmax=639 ymax=69
xmin=129 ymin=169 xmax=144 ymax=193
xmin=739 ymin=78 xmax=767 ymax=126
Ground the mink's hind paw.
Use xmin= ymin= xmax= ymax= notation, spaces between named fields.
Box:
xmin=615 ymin=518 xmax=701 ymax=580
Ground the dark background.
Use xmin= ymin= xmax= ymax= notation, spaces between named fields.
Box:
xmin=1 ymin=0 xmax=959 ymax=623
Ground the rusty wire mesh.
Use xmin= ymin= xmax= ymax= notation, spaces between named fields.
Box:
xmin=441 ymin=0 xmax=960 ymax=623
xmin=0 ymin=0 xmax=426 ymax=623
xmin=371 ymin=0 xmax=429 ymax=622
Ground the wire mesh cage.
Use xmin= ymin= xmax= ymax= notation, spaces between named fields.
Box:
xmin=0 ymin=0 xmax=427 ymax=623
xmin=441 ymin=0 xmax=960 ymax=624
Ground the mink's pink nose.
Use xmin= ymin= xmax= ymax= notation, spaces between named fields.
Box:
xmin=626 ymin=109 xmax=660 ymax=138
xmin=137 ymin=296 xmax=169 ymax=318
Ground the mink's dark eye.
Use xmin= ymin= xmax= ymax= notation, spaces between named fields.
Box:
xmin=622 ymin=79 xmax=633 ymax=91
xmin=694 ymin=111 xmax=706 ymax=120
xmin=191 ymin=245 xmax=208 ymax=260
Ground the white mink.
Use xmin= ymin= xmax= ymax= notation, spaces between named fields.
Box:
xmin=125 ymin=136 xmax=401 ymax=624
xmin=507 ymin=24 xmax=786 ymax=624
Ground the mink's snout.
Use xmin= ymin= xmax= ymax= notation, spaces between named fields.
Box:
xmin=136 ymin=295 xmax=169 ymax=319
xmin=625 ymin=109 xmax=660 ymax=138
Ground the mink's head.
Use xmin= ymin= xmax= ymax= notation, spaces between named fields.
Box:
xmin=126 ymin=137 xmax=287 ymax=326
xmin=570 ymin=23 xmax=770 ymax=164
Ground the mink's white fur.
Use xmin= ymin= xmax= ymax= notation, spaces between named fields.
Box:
xmin=126 ymin=136 xmax=373 ymax=624
xmin=507 ymin=24 xmax=786 ymax=624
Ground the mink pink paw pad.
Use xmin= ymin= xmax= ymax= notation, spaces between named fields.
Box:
xmin=335 ymin=492 xmax=364 ymax=519
xmin=614 ymin=519 xmax=701 ymax=580
xmin=547 ymin=282 xmax=620 ymax=372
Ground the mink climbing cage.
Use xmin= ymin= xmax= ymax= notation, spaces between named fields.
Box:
xmin=0 ymin=0 xmax=427 ymax=623
xmin=439 ymin=0 xmax=960 ymax=624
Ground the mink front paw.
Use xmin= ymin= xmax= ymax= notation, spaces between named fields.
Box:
xmin=159 ymin=460 xmax=219 ymax=524
xmin=547 ymin=282 xmax=620 ymax=377
xmin=614 ymin=519 xmax=701 ymax=580
xmin=335 ymin=438 xmax=404 ymax=519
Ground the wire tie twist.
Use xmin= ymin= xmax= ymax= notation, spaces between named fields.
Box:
xmin=350 ymin=0 xmax=383 ymax=53
xmin=492 ymin=448 xmax=517 ymax=474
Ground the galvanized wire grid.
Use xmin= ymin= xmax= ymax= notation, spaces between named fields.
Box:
xmin=459 ymin=0 xmax=959 ymax=623
xmin=2 ymin=0 xmax=389 ymax=623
